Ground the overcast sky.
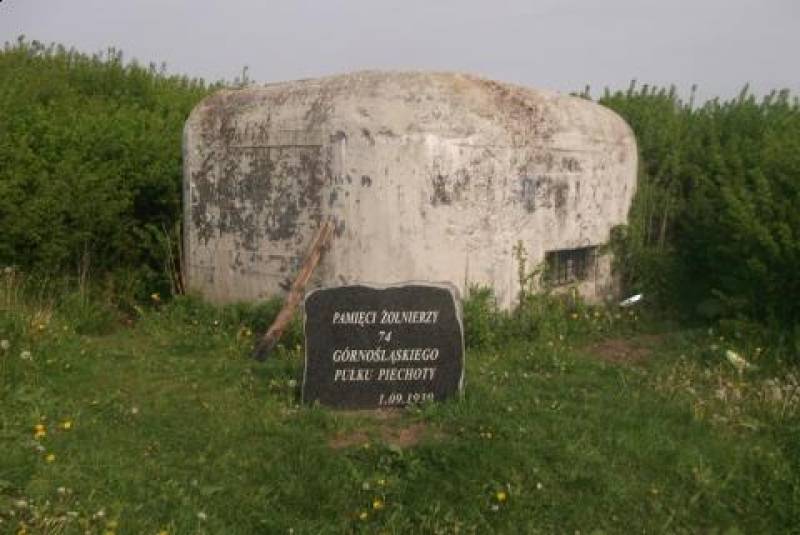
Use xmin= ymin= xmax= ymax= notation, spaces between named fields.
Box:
xmin=1 ymin=0 xmax=797 ymax=102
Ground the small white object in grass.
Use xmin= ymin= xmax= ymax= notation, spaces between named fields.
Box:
xmin=131 ymin=406 xmax=139 ymax=415
xmin=20 ymin=350 xmax=32 ymax=361
xmin=619 ymin=294 xmax=643 ymax=307
xmin=725 ymin=349 xmax=755 ymax=372
xmin=197 ymin=511 xmax=207 ymax=521
xmin=1 ymin=339 xmax=9 ymax=351
xmin=287 ymin=379 xmax=297 ymax=388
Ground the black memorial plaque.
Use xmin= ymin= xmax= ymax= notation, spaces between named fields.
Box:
xmin=302 ymin=283 xmax=464 ymax=409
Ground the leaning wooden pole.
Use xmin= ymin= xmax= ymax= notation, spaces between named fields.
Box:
xmin=252 ymin=219 xmax=335 ymax=361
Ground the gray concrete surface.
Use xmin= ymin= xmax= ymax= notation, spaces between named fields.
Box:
xmin=183 ymin=71 xmax=637 ymax=308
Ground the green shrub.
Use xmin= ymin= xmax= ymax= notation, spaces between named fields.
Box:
xmin=602 ymin=84 xmax=800 ymax=350
xmin=0 ymin=38 xmax=211 ymax=294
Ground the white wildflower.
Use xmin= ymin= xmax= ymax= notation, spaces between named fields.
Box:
xmin=197 ymin=511 xmax=207 ymax=521
xmin=1 ymin=339 xmax=9 ymax=351
xmin=20 ymin=350 xmax=32 ymax=361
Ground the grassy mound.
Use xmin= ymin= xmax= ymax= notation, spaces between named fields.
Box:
xmin=1 ymin=278 xmax=797 ymax=533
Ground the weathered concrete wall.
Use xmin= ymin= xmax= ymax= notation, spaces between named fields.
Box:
xmin=183 ymin=71 xmax=637 ymax=309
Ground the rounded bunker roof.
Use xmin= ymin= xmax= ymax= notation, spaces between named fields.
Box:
xmin=187 ymin=70 xmax=635 ymax=152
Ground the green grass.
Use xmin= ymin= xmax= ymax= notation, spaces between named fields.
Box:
xmin=1 ymin=292 xmax=799 ymax=534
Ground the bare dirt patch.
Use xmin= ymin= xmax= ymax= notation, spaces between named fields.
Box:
xmin=585 ymin=334 xmax=664 ymax=364
xmin=379 ymin=422 xmax=430 ymax=448
xmin=328 ymin=410 xmax=439 ymax=450
xmin=328 ymin=430 xmax=371 ymax=449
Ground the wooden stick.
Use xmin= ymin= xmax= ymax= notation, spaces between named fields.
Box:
xmin=252 ymin=219 xmax=334 ymax=361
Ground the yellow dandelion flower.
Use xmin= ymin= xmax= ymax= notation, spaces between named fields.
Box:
xmin=62 ymin=420 xmax=73 ymax=430
xmin=372 ymin=498 xmax=384 ymax=510
xmin=496 ymin=490 xmax=507 ymax=502
xmin=377 ymin=478 xmax=386 ymax=487
xmin=34 ymin=429 xmax=46 ymax=439
xmin=358 ymin=511 xmax=368 ymax=521
xmin=45 ymin=453 xmax=56 ymax=463
xmin=34 ymin=423 xmax=45 ymax=432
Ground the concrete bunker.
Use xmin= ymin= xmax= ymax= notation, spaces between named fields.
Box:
xmin=183 ymin=71 xmax=637 ymax=309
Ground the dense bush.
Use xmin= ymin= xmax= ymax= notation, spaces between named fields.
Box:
xmin=600 ymin=84 xmax=800 ymax=341
xmin=0 ymin=38 xmax=211 ymax=296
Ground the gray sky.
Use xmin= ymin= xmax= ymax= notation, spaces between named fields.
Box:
xmin=1 ymin=0 xmax=797 ymax=102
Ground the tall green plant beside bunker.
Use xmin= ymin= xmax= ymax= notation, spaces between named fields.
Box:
xmin=0 ymin=38 xmax=211 ymax=295
xmin=681 ymin=91 xmax=800 ymax=330
xmin=602 ymin=84 xmax=800 ymax=352
xmin=600 ymin=84 xmax=696 ymax=309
